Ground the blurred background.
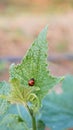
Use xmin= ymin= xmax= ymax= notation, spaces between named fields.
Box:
xmin=0 ymin=0 xmax=73 ymax=81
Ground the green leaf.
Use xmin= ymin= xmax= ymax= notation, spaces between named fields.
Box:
xmin=0 ymin=114 xmax=29 ymax=130
xmin=9 ymin=26 xmax=63 ymax=107
xmin=0 ymin=104 xmax=32 ymax=130
xmin=37 ymin=120 xmax=45 ymax=130
xmin=39 ymin=75 xmax=73 ymax=130
xmin=0 ymin=81 xmax=10 ymax=114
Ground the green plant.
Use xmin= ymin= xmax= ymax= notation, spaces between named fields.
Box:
xmin=0 ymin=26 xmax=73 ymax=130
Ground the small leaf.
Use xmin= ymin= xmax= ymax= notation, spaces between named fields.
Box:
xmin=9 ymin=78 xmax=35 ymax=103
xmin=0 ymin=81 xmax=10 ymax=114
xmin=39 ymin=75 xmax=73 ymax=130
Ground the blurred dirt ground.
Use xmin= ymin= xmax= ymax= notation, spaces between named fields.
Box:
xmin=0 ymin=11 xmax=73 ymax=81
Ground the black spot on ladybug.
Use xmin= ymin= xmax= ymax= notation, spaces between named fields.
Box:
xmin=28 ymin=78 xmax=35 ymax=86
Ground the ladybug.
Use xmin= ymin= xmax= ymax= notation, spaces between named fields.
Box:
xmin=28 ymin=78 xmax=35 ymax=86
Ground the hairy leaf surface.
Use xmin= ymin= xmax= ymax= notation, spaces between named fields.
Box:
xmin=0 ymin=81 xmax=10 ymax=114
xmin=9 ymin=26 xmax=63 ymax=106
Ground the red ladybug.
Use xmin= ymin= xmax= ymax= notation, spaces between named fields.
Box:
xmin=28 ymin=78 xmax=35 ymax=86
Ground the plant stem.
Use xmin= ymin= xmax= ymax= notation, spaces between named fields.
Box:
xmin=23 ymin=102 xmax=37 ymax=130
xmin=26 ymin=105 xmax=37 ymax=130
xmin=31 ymin=113 xmax=37 ymax=130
